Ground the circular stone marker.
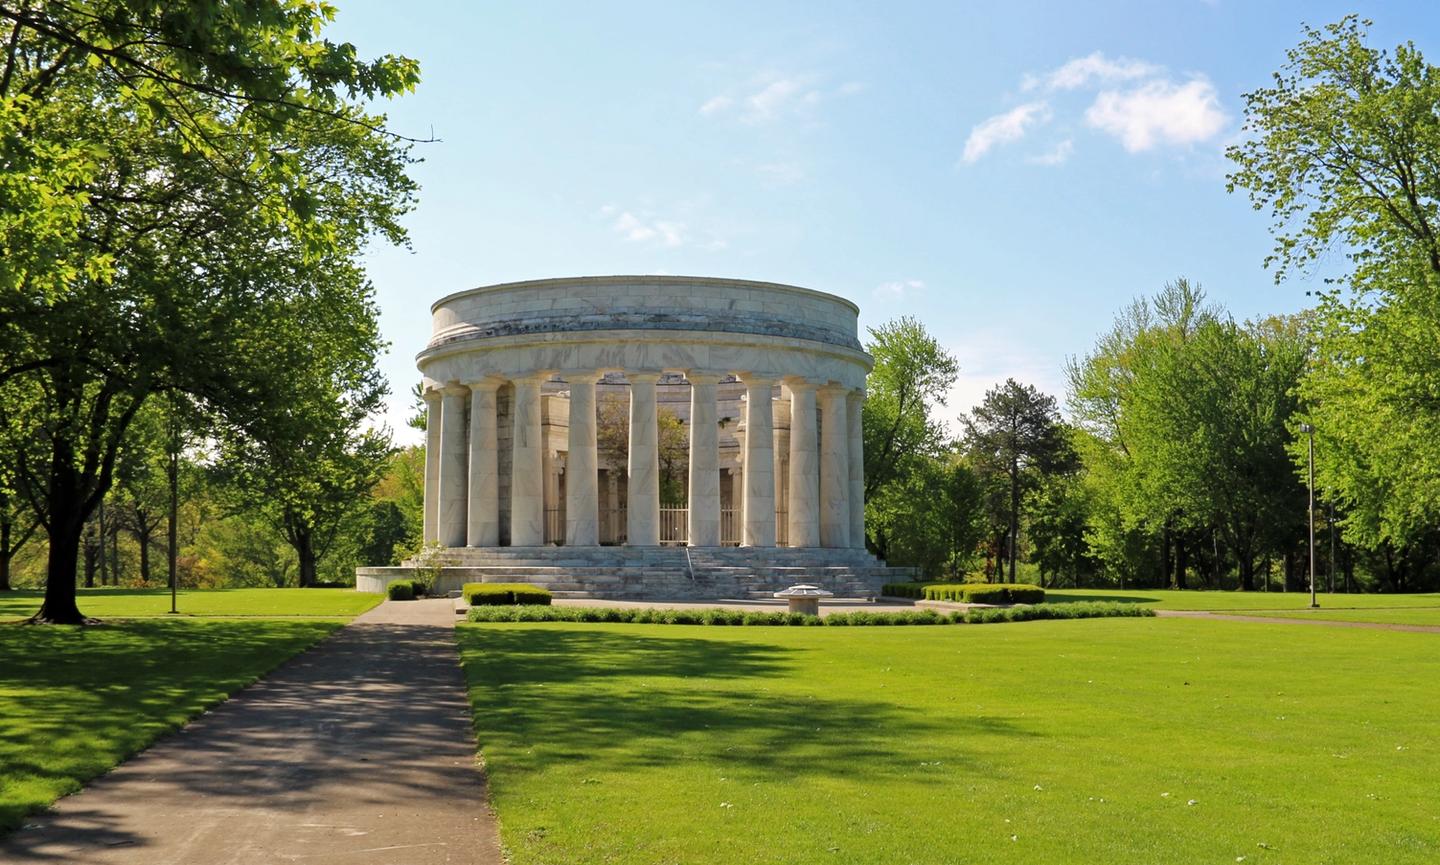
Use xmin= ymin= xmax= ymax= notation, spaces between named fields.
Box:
xmin=774 ymin=584 xmax=833 ymax=616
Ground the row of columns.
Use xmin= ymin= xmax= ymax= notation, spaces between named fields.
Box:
xmin=423 ymin=372 xmax=865 ymax=549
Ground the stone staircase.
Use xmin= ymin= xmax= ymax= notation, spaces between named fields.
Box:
xmin=356 ymin=545 xmax=916 ymax=601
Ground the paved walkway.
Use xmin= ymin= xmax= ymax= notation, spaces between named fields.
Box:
xmin=1156 ymin=608 xmax=1440 ymax=633
xmin=2 ymin=599 xmax=501 ymax=865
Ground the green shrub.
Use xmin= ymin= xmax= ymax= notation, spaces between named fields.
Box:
xmin=463 ymin=601 xmax=1151 ymax=626
xmin=387 ymin=580 xmax=416 ymax=601
xmin=903 ymin=582 xmax=1047 ymax=604
xmin=462 ymin=582 xmax=553 ymax=606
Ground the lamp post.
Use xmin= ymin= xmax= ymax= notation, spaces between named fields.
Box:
xmin=1300 ymin=423 xmax=1318 ymax=609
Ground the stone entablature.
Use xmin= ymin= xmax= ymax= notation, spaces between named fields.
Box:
xmin=416 ymin=275 xmax=871 ymax=553
xmin=428 ymin=275 xmax=864 ymax=353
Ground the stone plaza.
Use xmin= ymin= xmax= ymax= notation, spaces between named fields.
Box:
xmin=357 ymin=276 xmax=913 ymax=598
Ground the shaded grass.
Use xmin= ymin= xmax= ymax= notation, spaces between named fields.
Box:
xmin=458 ymin=618 xmax=1440 ymax=865
xmin=1044 ymin=587 xmax=1440 ymax=611
xmin=0 ymin=588 xmax=382 ymax=621
xmin=0 ymin=618 xmax=341 ymax=834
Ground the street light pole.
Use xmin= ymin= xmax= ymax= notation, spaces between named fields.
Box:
xmin=1301 ymin=423 xmax=1318 ymax=608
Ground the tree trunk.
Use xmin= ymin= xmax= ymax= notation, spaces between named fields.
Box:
xmin=1238 ymin=548 xmax=1255 ymax=592
xmin=1161 ymin=525 xmax=1173 ymax=589
xmin=83 ymin=527 xmax=97 ymax=588
xmin=136 ymin=525 xmax=152 ymax=583
xmin=1174 ymin=535 xmax=1188 ymax=590
xmin=0 ymin=516 xmax=11 ymax=591
xmin=34 ymin=512 xmax=88 ymax=624
xmin=296 ymin=530 xmax=317 ymax=588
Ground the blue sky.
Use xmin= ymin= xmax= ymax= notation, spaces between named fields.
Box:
xmin=327 ymin=1 xmax=1439 ymax=444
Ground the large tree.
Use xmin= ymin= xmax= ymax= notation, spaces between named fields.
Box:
xmin=0 ymin=2 xmax=418 ymax=622
xmin=963 ymin=379 xmax=1071 ymax=583
xmin=860 ymin=316 xmax=958 ymax=555
xmin=1229 ymin=16 xmax=1440 ymax=574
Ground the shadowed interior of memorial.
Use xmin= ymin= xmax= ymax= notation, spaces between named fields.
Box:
xmin=356 ymin=276 xmax=916 ymax=600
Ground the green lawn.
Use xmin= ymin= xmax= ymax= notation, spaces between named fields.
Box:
xmin=1044 ymin=587 xmax=1440 ymax=611
xmin=0 ymin=618 xmax=341 ymax=833
xmin=0 ymin=588 xmax=382 ymax=621
xmin=458 ymin=618 xmax=1440 ymax=865
xmin=1231 ymin=607 xmax=1440 ymax=626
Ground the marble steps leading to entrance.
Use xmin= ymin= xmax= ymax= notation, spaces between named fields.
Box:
xmin=362 ymin=545 xmax=916 ymax=600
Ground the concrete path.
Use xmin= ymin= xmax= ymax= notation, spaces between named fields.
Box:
xmin=1 ymin=599 xmax=501 ymax=865
xmin=1156 ymin=608 xmax=1440 ymax=633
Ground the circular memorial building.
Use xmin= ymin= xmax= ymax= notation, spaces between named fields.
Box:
xmin=357 ymin=276 xmax=914 ymax=599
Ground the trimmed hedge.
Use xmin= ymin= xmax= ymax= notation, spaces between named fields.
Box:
xmin=462 ymin=582 xmax=553 ymax=606
xmin=466 ymin=601 xmax=1151 ymax=626
xmin=387 ymin=580 xmax=420 ymax=601
xmin=881 ymin=582 xmax=1046 ymax=604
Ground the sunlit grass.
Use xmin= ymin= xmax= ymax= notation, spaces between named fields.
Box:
xmin=0 ymin=588 xmax=382 ymax=622
xmin=458 ymin=618 xmax=1440 ymax=864
xmin=0 ymin=618 xmax=341 ymax=834
xmin=1044 ymin=587 xmax=1440 ymax=610
xmin=1231 ymin=607 xmax=1440 ymax=626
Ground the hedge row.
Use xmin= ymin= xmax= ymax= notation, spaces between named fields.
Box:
xmin=387 ymin=579 xmax=428 ymax=601
xmin=465 ymin=601 xmax=1151 ymax=626
xmin=462 ymin=582 xmax=553 ymax=606
xmin=881 ymin=582 xmax=1046 ymax=604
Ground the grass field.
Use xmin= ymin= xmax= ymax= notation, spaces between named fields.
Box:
xmin=1044 ymin=587 xmax=1440 ymax=611
xmin=458 ymin=618 xmax=1440 ymax=865
xmin=0 ymin=588 xmax=383 ymax=621
xmin=1231 ymin=608 xmax=1440 ymax=626
xmin=0 ymin=618 xmax=342 ymax=833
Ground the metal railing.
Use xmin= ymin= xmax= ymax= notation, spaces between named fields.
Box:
xmin=659 ymin=507 xmax=688 ymax=545
xmin=720 ymin=508 xmax=741 ymax=546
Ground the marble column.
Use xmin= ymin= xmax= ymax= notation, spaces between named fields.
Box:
xmin=510 ymin=374 xmax=545 ymax=546
xmin=626 ymin=372 xmax=661 ymax=546
xmin=741 ymin=375 xmax=776 ymax=547
xmin=422 ymin=389 xmax=442 ymax=544
xmin=606 ymin=469 xmax=621 ymax=542
xmin=687 ymin=373 xmax=721 ymax=546
xmin=438 ymin=385 xmax=469 ymax=548
xmin=818 ymin=384 xmax=851 ymax=549
xmin=565 ymin=373 xmax=600 ymax=545
xmin=467 ymin=380 xmax=500 ymax=547
xmin=787 ymin=380 xmax=820 ymax=548
xmin=847 ymin=389 xmax=866 ymax=549
xmin=773 ymin=391 xmax=789 ymax=545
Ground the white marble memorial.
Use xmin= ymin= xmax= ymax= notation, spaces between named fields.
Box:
xmin=361 ymin=276 xmax=911 ymax=599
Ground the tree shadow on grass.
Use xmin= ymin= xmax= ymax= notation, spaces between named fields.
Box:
xmin=458 ymin=627 xmax=1040 ymax=786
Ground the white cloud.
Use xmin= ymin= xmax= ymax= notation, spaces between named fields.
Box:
xmin=1025 ymin=52 xmax=1161 ymax=92
xmin=611 ymin=211 xmax=685 ymax=247
xmin=1027 ymin=138 xmax=1074 ymax=166
xmin=961 ymin=102 xmax=1050 ymax=164
xmin=756 ymin=161 xmax=806 ymax=185
xmin=1085 ymin=78 xmax=1227 ymax=152
xmin=700 ymin=74 xmax=862 ymax=124
xmin=875 ymin=279 xmax=925 ymax=298
xmin=698 ymin=95 xmax=734 ymax=116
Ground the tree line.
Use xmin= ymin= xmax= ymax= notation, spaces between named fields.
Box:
xmin=6 ymin=13 xmax=1440 ymax=615
xmin=866 ymin=18 xmax=1440 ymax=592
